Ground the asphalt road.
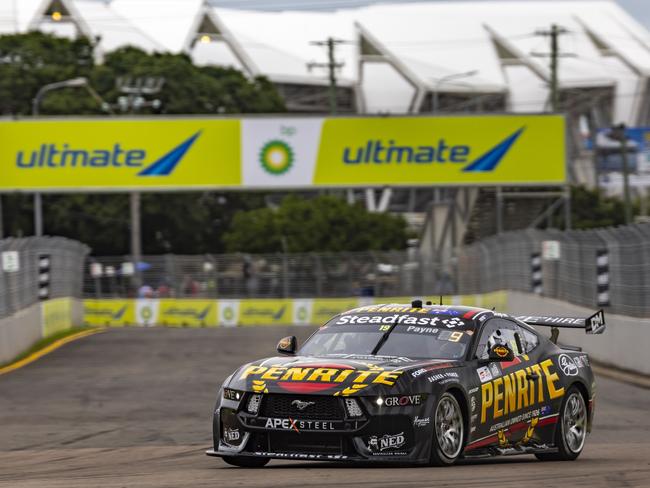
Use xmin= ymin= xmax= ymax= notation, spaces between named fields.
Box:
xmin=1 ymin=326 xmax=650 ymax=488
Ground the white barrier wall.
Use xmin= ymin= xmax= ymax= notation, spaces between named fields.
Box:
xmin=0 ymin=298 xmax=83 ymax=365
xmin=507 ymin=291 xmax=650 ymax=376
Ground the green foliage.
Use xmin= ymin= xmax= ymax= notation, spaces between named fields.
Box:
xmin=223 ymin=195 xmax=408 ymax=253
xmin=569 ymin=186 xmax=627 ymax=229
xmin=0 ymin=33 xmax=286 ymax=254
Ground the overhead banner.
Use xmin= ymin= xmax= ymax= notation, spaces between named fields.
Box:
xmin=0 ymin=115 xmax=565 ymax=191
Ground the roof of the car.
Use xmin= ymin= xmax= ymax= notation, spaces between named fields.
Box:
xmin=343 ymin=303 xmax=498 ymax=322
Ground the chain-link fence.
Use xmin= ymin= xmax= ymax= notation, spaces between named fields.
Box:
xmin=457 ymin=223 xmax=650 ymax=317
xmin=83 ymin=250 xmax=456 ymax=300
xmin=0 ymin=237 xmax=90 ymax=319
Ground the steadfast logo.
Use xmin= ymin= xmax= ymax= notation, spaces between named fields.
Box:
xmin=15 ymin=131 xmax=201 ymax=176
xmin=342 ymin=128 xmax=524 ymax=173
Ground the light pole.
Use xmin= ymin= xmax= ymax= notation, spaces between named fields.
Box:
xmin=430 ymin=70 xmax=478 ymax=114
xmin=31 ymin=77 xmax=112 ymax=236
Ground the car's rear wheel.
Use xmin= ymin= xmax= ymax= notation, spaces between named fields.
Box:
xmin=222 ymin=455 xmax=270 ymax=468
xmin=429 ymin=392 xmax=465 ymax=466
xmin=535 ymin=386 xmax=587 ymax=462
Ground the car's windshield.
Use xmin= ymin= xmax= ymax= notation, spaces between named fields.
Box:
xmin=299 ymin=310 xmax=473 ymax=360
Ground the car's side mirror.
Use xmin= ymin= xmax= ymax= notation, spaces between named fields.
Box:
xmin=277 ymin=336 xmax=297 ymax=355
xmin=488 ymin=342 xmax=515 ymax=362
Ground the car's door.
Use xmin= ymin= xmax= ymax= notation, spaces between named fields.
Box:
xmin=466 ymin=317 xmax=546 ymax=451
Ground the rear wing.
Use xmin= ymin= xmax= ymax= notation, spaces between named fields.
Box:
xmin=516 ymin=309 xmax=606 ymax=335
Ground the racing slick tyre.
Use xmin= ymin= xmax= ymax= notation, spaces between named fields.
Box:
xmin=222 ymin=456 xmax=270 ymax=468
xmin=429 ymin=392 xmax=465 ymax=466
xmin=535 ymin=386 xmax=587 ymax=462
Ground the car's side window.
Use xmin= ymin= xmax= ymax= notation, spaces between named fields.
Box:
xmin=517 ymin=324 xmax=539 ymax=353
xmin=476 ymin=318 xmax=534 ymax=359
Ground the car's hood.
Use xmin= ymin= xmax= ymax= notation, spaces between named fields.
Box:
xmin=228 ymin=355 xmax=462 ymax=396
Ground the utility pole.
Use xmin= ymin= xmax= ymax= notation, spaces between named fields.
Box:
xmin=533 ymin=24 xmax=570 ymax=112
xmin=308 ymin=37 xmax=347 ymax=114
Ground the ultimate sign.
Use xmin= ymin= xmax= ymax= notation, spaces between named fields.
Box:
xmin=207 ymin=302 xmax=604 ymax=467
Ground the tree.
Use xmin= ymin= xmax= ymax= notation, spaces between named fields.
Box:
xmin=0 ymin=33 xmax=286 ymax=254
xmin=568 ymin=186 xmax=628 ymax=229
xmin=223 ymin=195 xmax=409 ymax=253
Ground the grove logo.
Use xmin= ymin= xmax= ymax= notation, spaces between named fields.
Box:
xmin=259 ymin=139 xmax=294 ymax=175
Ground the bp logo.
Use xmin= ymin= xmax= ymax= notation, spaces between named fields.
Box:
xmin=223 ymin=307 xmax=234 ymax=321
xmin=140 ymin=306 xmax=153 ymax=321
xmin=297 ymin=306 xmax=308 ymax=321
xmin=259 ymin=140 xmax=294 ymax=175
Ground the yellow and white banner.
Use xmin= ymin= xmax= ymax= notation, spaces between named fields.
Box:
xmin=0 ymin=115 xmax=565 ymax=191
xmin=82 ymin=293 xmax=509 ymax=327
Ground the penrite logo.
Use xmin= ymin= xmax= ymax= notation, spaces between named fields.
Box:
xmin=342 ymin=127 xmax=524 ymax=172
xmin=15 ymin=131 xmax=201 ymax=176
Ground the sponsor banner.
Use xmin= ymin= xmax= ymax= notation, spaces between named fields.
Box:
xmin=239 ymin=299 xmax=293 ymax=326
xmin=83 ymin=299 xmax=135 ymax=326
xmin=241 ymin=118 xmax=323 ymax=187
xmin=42 ymin=298 xmax=72 ymax=336
xmin=310 ymin=298 xmax=360 ymax=325
xmin=136 ymin=299 xmax=159 ymax=326
xmin=292 ymin=299 xmax=313 ymax=326
xmin=218 ymin=299 xmax=240 ymax=327
xmin=157 ymin=299 xmax=218 ymax=327
xmin=314 ymin=115 xmax=566 ymax=186
xmin=0 ymin=116 xmax=564 ymax=192
xmin=0 ymin=119 xmax=240 ymax=191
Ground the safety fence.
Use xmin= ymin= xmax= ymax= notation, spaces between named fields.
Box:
xmin=83 ymin=251 xmax=451 ymax=300
xmin=0 ymin=237 xmax=90 ymax=320
xmin=82 ymin=291 xmax=508 ymax=328
xmin=457 ymin=223 xmax=650 ymax=317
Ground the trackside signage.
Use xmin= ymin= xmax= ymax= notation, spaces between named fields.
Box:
xmin=0 ymin=115 xmax=565 ymax=191
xmin=0 ymin=119 xmax=240 ymax=191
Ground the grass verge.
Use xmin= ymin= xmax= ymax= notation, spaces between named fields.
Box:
xmin=0 ymin=327 xmax=103 ymax=374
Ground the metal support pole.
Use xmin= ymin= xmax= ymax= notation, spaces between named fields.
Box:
xmin=130 ymin=192 xmax=142 ymax=288
xmin=564 ymin=185 xmax=572 ymax=230
xmin=326 ymin=37 xmax=338 ymax=115
xmin=34 ymin=193 xmax=43 ymax=236
xmin=621 ymin=136 xmax=632 ymax=224
xmin=496 ymin=187 xmax=503 ymax=234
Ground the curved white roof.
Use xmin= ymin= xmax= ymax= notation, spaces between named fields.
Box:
xmin=3 ymin=0 xmax=650 ymax=122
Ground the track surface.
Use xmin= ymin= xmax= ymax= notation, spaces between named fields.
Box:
xmin=1 ymin=327 xmax=650 ymax=488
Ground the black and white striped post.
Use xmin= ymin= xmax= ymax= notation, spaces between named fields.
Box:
xmin=531 ymin=252 xmax=542 ymax=295
xmin=596 ymin=249 xmax=610 ymax=307
xmin=38 ymin=253 xmax=50 ymax=300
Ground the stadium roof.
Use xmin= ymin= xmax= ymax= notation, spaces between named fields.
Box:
xmin=2 ymin=0 xmax=650 ymax=122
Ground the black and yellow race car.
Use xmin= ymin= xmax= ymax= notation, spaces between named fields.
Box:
xmin=206 ymin=301 xmax=605 ymax=467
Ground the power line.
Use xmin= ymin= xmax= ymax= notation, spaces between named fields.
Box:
xmin=307 ymin=37 xmax=350 ymax=114
xmin=533 ymin=24 xmax=573 ymax=112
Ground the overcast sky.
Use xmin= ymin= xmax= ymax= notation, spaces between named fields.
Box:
xmin=209 ymin=0 xmax=650 ymax=29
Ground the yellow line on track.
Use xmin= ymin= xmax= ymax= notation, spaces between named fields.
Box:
xmin=0 ymin=328 xmax=105 ymax=376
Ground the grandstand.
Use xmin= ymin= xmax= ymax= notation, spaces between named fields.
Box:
xmin=1 ymin=0 xmax=648 ymax=240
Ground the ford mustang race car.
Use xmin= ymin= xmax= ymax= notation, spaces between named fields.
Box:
xmin=207 ymin=301 xmax=605 ymax=467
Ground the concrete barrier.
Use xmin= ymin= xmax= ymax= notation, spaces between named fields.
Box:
xmin=506 ymin=291 xmax=650 ymax=376
xmin=0 ymin=298 xmax=82 ymax=365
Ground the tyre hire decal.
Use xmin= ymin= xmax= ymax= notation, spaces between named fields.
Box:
xmin=481 ymin=358 xmax=564 ymax=423
xmin=239 ymin=364 xmax=402 ymax=395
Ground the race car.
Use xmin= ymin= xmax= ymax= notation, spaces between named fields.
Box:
xmin=206 ymin=301 xmax=605 ymax=467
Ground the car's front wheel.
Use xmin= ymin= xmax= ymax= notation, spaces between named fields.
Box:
xmin=535 ymin=386 xmax=587 ymax=462
xmin=429 ymin=392 xmax=465 ymax=466
xmin=222 ymin=456 xmax=270 ymax=468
